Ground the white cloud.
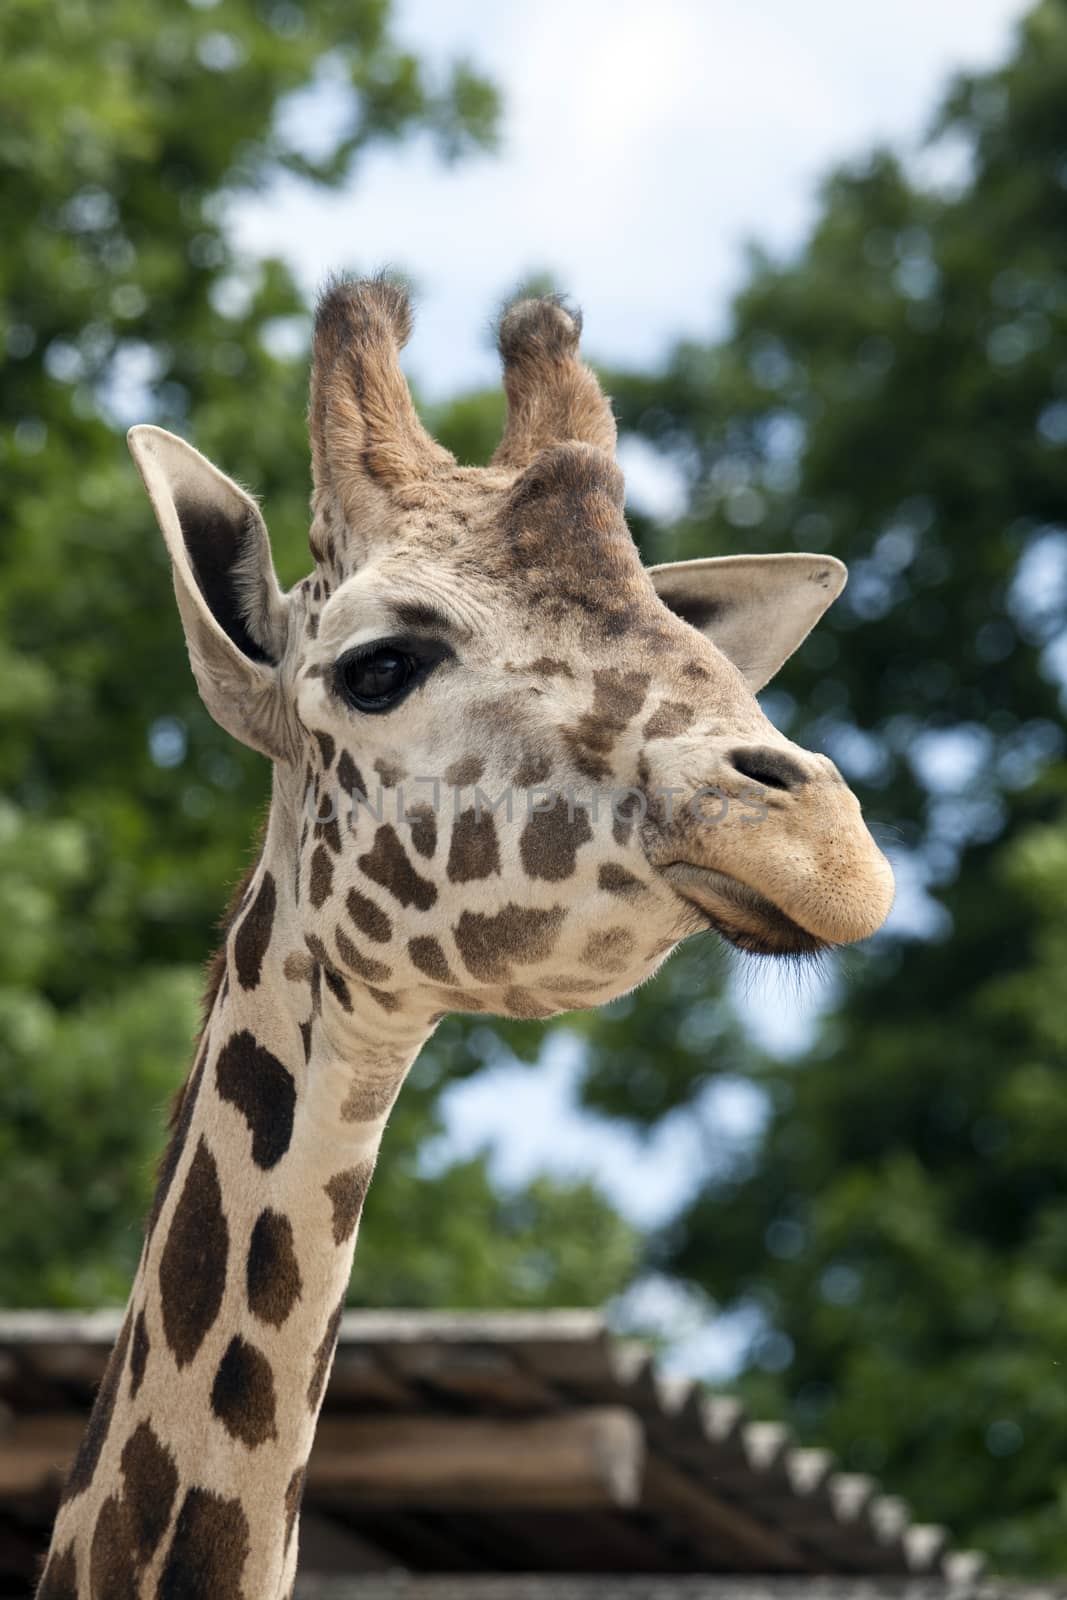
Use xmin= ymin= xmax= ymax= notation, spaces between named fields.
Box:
xmin=230 ymin=0 xmax=1028 ymax=395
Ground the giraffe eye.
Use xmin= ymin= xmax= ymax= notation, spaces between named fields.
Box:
xmin=337 ymin=646 xmax=418 ymax=712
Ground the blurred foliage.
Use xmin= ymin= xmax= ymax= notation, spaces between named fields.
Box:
xmin=0 ymin=0 xmax=637 ymax=1312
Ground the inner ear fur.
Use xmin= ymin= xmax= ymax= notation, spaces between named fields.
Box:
xmin=650 ymin=553 xmax=847 ymax=692
xmin=128 ymin=425 xmax=292 ymax=759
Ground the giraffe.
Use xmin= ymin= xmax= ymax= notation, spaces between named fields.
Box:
xmin=37 ymin=279 xmax=894 ymax=1600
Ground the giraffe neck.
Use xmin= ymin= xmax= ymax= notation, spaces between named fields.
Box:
xmin=40 ymin=824 xmax=435 ymax=1600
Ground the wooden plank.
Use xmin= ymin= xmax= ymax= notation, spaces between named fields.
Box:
xmin=381 ymin=1345 xmax=560 ymax=1412
xmin=296 ymin=1510 xmax=395 ymax=1574
xmin=642 ymin=1457 xmax=812 ymax=1574
xmin=0 ymin=1415 xmax=82 ymax=1496
xmin=328 ymin=1349 xmax=420 ymax=1411
xmin=309 ymin=1409 xmax=643 ymax=1510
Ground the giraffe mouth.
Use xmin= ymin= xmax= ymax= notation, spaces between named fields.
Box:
xmin=660 ymin=863 xmax=828 ymax=957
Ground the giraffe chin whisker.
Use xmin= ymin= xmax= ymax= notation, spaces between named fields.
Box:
xmin=659 ymin=863 xmax=829 ymax=959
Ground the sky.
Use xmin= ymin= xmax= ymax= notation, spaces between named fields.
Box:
xmin=233 ymin=0 xmax=1030 ymax=402
xmin=233 ymin=0 xmax=1031 ymax=1373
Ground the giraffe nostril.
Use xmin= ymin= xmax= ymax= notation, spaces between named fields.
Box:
xmin=729 ymin=747 xmax=808 ymax=793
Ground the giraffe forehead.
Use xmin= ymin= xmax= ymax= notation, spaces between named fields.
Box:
xmin=303 ymin=442 xmax=669 ymax=650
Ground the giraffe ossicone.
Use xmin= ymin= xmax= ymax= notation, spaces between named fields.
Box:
xmin=38 ymin=280 xmax=893 ymax=1599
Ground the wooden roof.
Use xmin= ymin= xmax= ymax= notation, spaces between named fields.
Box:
xmin=0 ymin=1311 xmax=990 ymax=1595
xmin=297 ymin=1583 xmax=1058 ymax=1599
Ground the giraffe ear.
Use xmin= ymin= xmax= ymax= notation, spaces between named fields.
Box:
xmin=128 ymin=425 xmax=293 ymax=760
xmin=649 ymin=553 xmax=847 ymax=692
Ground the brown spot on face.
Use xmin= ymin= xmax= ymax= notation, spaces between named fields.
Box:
xmin=334 ymin=925 xmax=392 ymax=983
xmin=284 ymin=1465 xmax=307 ymax=1554
xmin=408 ymin=935 xmax=456 ymax=983
xmin=325 ymin=1162 xmax=374 ymax=1244
xmin=612 ymin=791 xmax=642 ymax=846
xmin=643 ymin=700 xmax=696 ymax=739
xmin=515 ymin=750 xmax=553 ymax=787
xmin=407 ymin=802 xmax=437 ymax=858
xmin=307 ymin=1296 xmax=345 ymax=1412
xmin=309 ymin=843 xmax=334 ymax=908
xmin=598 ymin=863 xmax=648 ymax=897
xmin=211 ymin=1335 xmax=279 ymax=1448
xmin=520 ymin=797 xmax=593 ymax=881
xmin=561 ymin=720 xmax=613 ymax=782
xmin=159 ymin=1138 xmax=228 ymax=1369
xmin=158 ymin=1487 xmax=250 ymax=1600
xmin=583 ymin=926 xmax=636 ymax=972
xmin=374 ymin=756 xmax=406 ymax=787
xmin=444 ymin=755 xmax=484 ymax=787
xmin=510 ymin=656 xmax=574 ymax=679
xmin=247 ymin=1209 xmax=303 ymax=1327
xmin=359 ymin=824 xmax=437 ymax=909
xmin=313 ymin=729 xmax=335 ymax=768
xmin=337 ymin=749 xmax=367 ymax=797
xmin=347 ymin=886 xmax=393 ymax=942
xmin=454 ymin=903 xmax=565 ymax=981
xmin=447 ymin=806 xmax=501 ymax=883
xmin=594 ymin=668 xmax=651 ymax=721
xmin=129 ymin=1309 xmax=150 ymax=1399
xmin=233 ymin=871 xmax=276 ymax=990
xmin=502 ymin=987 xmax=557 ymax=1019
xmin=682 ymin=659 xmax=711 ymax=681
xmin=216 ymin=1030 xmax=296 ymax=1170
xmin=38 ymin=1542 xmax=78 ymax=1600
xmin=60 ymin=1309 xmax=132 ymax=1503
xmin=562 ymin=668 xmax=651 ymax=781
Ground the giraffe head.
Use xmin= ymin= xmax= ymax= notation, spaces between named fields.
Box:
xmin=129 ymin=279 xmax=893 ymax=1024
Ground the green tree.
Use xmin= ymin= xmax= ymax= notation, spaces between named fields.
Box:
xmin=582 ymin=0 xmax=1067 ymax=1574
xmin=0 ymin=0 xmax=636 ymax=1311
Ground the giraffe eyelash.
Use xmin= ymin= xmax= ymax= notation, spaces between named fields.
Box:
xmin=333 ymin=635 xmax=454 ymax=715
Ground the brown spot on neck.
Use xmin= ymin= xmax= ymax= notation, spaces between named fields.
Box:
xmin=60 ymin=1310 xmax=133 ymax=1504
xmin=159 ymin=1137 xmax=228 ymax=1368
xmin=215 ymin=1030 xmax=296 ymax=1170
xmin=233 ymin=870 xmax=276 ymax=990
xmin=158 ymin=1487 xmax=250 ymax=1600
xmin=129 ymin=1309 xmax=150 ymax=1399
xmin=307 ymin=1296 xmax=345 ymax=1412
xmin=247 ymin=1209 xmax=303 ymax=1328
xmin=325 ymin=1162 xmax=374 ymax=1244
xmin=37 ymin=1542 xmax=78 ymax=1599
xmin=346 ymin=887 xmax=392 ymax=943
xmin=210 ymin=1336 xmax=279 ymax=1447
xmin=408 ymin=935 xmax=456 ymax=984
